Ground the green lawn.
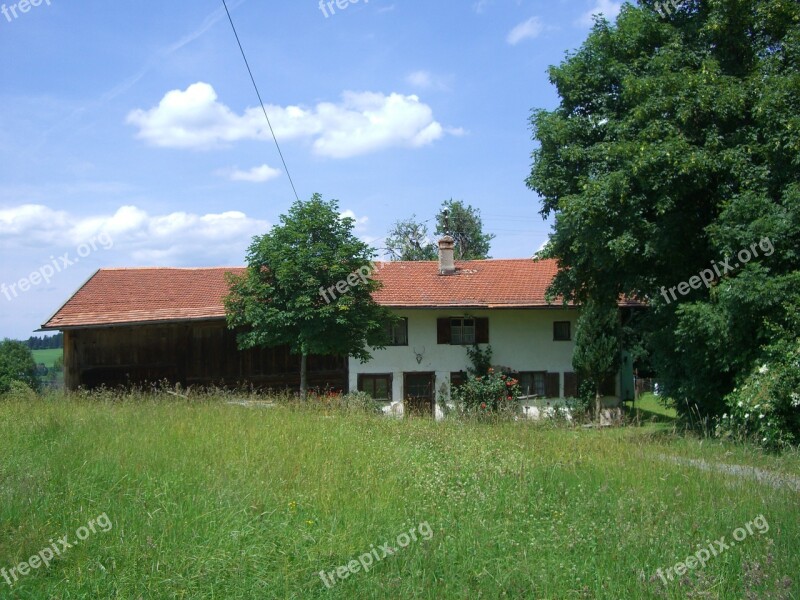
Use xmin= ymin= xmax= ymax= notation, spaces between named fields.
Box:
xmin=0 ymin=393 xmax=797 ymax=599
xmin=624 ymin=392 xmax=678 ymax=421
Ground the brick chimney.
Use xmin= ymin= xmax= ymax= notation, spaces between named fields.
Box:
xmin=438 ymin=235 xmax=456 ymax=275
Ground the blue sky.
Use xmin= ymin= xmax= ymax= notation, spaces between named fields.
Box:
xmin=0 ymin=0 xmax=622 ymax=339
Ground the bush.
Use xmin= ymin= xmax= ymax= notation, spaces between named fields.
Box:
xmin=717 ymin=338 xmax=800 ymax=450
xmin=0 ymin=339 xmax=40 ymax=394
xmin=451 ymin=368 xmax=521 ymax=419
xmin=3 ymin=380 xmax=39 ymax=401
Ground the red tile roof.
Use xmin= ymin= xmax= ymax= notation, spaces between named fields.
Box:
xmin=42 ymin=267 xmax=245 ymax=330
xmin=41 ymin=259 xmax=572 ymax=330
xmin=371 ymin=259 xmax=562 ymax=308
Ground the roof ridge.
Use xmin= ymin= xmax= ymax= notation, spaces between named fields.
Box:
xmin=98 ymin=266 xmax=244 ymax=272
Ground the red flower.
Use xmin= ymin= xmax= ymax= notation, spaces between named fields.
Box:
xmin=480 ymin=402 xmax=487 ymax=409
xmin=507 ymin=395 xmax=512 ymax=400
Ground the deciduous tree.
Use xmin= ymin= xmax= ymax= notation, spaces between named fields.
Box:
xmin=528 ymin=0 xmax=800 ymax=421
xmin=225 ymin=194 xmax=395 ymax=399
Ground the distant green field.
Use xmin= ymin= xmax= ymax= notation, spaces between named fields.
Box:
xmin=31 ymin=348 xmax=64 ymax=388
xmin=31 ymin=348 xmax=63 ymax=368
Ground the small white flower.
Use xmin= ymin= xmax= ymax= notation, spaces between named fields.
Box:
xmin=759 ymin=414 xmax=765 ymax=419
xmin=737 ymin=401 xmax=743 ymax=407
xmin=791 ymin=393 xmax=800 ymax=408
xmin=758 ymin=364 xmax=769 ymax=374
xmin=745 ymin=413 xmax=750 ymax=419
xmin=762 ymin=437 xmax=767 ymax=442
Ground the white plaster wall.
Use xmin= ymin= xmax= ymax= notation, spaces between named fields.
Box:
xmin=349 ymin=308 xmax=581 ymax=407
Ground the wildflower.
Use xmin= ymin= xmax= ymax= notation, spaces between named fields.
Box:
xmin=737 ymin=401 xmax=743 ymax=407
xmin=758 ymin=364 xmax=769 ymax=375
xmin=791 ymin=393 xmax=800 ymax=408
xmin=744 ymin=413 xmax=750 ymax=419
xmin=480 ymin=402 xmax=487 ymax=409
xmin=507 ymin=395 xmax=512 ymax=401
xmin=759 ymin=414 xmax=765 ymax=419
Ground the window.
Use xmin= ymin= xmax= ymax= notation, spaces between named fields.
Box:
xmin=358 ymin=374 xmax=392 ymax=400
xmin=554 ymin=321 xmax=571 ymax=341
xmin=383 ymin=318 xmax=408 ymax=346
xmin=450 ymin=318 xmax=475 ymax=345
xmin=517 ymin=372 xmax=560 ymax=397
xmin=437 ymin=317 xmax=489 ymax=344
xmin=517 ymin=372 xmax=547 ymax=397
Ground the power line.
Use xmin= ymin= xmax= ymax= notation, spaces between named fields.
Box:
xmin=221 ymin=0 xmax=301 ymax=203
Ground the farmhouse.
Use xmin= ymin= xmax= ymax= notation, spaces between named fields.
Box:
xmin=41 ymin=239 xmax=636 ymax=414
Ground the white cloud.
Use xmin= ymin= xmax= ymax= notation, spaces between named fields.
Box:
xmin=473 ymin=0 xmax=493 ymax=14
xmin=127 ymin=82 xmax=457 ymax=159
xmin=339 ymin=209 xmax=369 ymax=232
xmin=405 ymin=70 xmax=450 ymax=91
xmin=0 ymin=203 xmax=270 ymax=266
xmin=507 ymin=17 xmax=544 ymax=45
xmin=576 ymin=0 xmax=622 ymax=27
xmin=219 ymin=164 xmax=282 ymax=183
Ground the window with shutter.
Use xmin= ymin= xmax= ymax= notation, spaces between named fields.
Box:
xmin=443 ymin=317 xmax=488 ymax=345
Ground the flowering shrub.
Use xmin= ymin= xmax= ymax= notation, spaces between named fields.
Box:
xmin=717 ymin=338 xmax=800 ymax=450
xmin=451 ymin=368 xmax=521 ymax=418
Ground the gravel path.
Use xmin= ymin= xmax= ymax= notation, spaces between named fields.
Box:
xmin=656 ymin=454 xmax=800 ymax=493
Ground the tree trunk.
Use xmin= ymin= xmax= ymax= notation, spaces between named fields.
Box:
xmin=300 ymin=353 xmax=308 ymax=401
xmin=595 ymin=385 xmax=602 ymax=423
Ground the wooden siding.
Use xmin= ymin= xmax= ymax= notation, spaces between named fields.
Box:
xmin=63 ymin=320 xmax=347 ymax=392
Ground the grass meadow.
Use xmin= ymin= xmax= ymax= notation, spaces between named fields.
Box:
xmin=0 ymin=391 xmax=797 ymax=599
xmin=30 ymin=349 xmax=63 ymax=370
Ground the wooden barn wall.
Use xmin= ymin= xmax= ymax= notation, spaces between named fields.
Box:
xmin=64 ymin=321 xmax=347 ymax=392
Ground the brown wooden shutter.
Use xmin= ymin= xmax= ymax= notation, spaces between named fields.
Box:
xmin=564 ymin=372 xmax=578 ymax=398
xmin=437 ymin=318 xmax=451 ymax=344
xmin=545 ymin=372 xmax=560 ymax=398
xmin=475 ymin=318 xmax=489 ymax=343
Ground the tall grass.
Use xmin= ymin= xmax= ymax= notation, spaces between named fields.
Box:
xmin=0 ymin=391 xmax=797 ymax=599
